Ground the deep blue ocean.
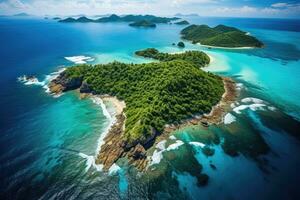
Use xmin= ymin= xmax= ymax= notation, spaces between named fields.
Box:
xmin=0 ymin=16 xmax=300 ymax=200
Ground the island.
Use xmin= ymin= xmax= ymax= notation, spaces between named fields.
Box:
xmin=175 ymin=20 xmax=190 ymax=25
xmin=177 ymin=41 xmax=185 ymax=48
xmin=181 ymin=24 xmax=264 ymax=48
xmin=48 ymin=49 xmax=236 ymax=177
xmin=129 ymin=20 xmax=156 ymax=28
xmin=59 ymin=14 xmax=179 ymax=25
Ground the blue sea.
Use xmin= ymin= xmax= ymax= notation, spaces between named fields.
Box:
xmin=0 ymin=16 xmax=300 ymax=200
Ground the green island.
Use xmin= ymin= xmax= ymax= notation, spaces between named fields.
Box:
xmin=181 ymin=24 xmax=264 ymax=48
xmin=50 ymin=49 xmax=223 ymax=146
xmin=59 ymin=14 xmax=179 ymax=25
xmin=177 ymin=41 xmax=185 ymax=48
xmin=135 ymin=48 xmax=209 ymax=67
xmin=129 ymin=20 xmax=156 ymax=28
xmin=175 ymin=20 xmax=190 ymax=25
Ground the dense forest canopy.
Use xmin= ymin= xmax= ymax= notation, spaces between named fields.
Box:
xmin=135 ymin=48 xmax=210 ymax=68
xmin=181 ymin=24 xmax=264 ymax=48
xmin=61 ymin=50 xmax=224 ymax=145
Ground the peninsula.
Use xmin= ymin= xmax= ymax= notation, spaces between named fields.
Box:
xmin=48 ymin=49 xmax=232 ymax=172
xmin=181 ymin=24 xmax=264 ymax=48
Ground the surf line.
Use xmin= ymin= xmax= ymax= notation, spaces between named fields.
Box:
xmin=79 ymin=96 xmax=118 ymax=173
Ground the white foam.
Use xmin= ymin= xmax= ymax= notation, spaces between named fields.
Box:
xmin=169 ymin=135 xmax=176 ymax=140
xmin=236 ymin=83 xmax=243 ymax=90
xmin=268 ymin=106 xmax=277 ymax=111
xmin=233 ymin=103 xmax=266 ymax=114
xmin=108 ymin=163 xmax=121 ymax=175
xmin=241 ymin=97 xmax=264 ymax=104
xmin=18 ymin=75 xmax=44 ymax=86
xmin=91 ymin=96 xmax=116 ymax=156
xmin=149 ymin=140 xmax=184 ymax=166
xmin=18 ymin=68 xmax=66 ymax=95
xmin=166 ymin=140 xmax=184 ymax=151
xmin=149 ymin=149 xmax=164 ymax=166
xmin=65 ymin=56 xmax=94 ymax=64
xmin=189 ymin=142 xmax=205 ymax=148
xmin=78 ymin=152 xmax=104 ymax=172
xmin=224 ymin=113 xmax=236 ymax=124
xmin=156 ymin=140 xmax=166 ymax=151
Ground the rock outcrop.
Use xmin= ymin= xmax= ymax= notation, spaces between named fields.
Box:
xmin=49 ymin=72 xmax=83 ymax=94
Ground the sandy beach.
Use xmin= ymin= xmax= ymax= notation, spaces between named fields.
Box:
xmin=101 ymin=95 xmax=126 ymax=115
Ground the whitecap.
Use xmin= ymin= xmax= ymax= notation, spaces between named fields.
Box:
xmin=268 ymin=106 xmax=277 ymax=111
xmin=65 ymin=56 xmax=93 ymax=64
xmin=149 ymin=149 xmax=164 ymax=166
xmin=156 ymin=140 xmax=166 ymax=151
xmin=169 ymin=135 xmax=176 ymax=140
xmin=189 ymin=142 xmax=205 ymax=148
xmin=108 ymin=163 xmax=121 ymax=175
xmin=236 ymin=83 xmax=243 ymax=90
xmin=233 ymin=103 xmax=266 ymax=114
xmin=18 ymin=68 xmax=66 ymax=95
xmin=166 ymin=140 xmax=184 ymax=151
xmin=241 ymin=97 xmax=264 ymax=104
xmin=224 ymin=113 xmax=236 ymax=124
xmin=78 ymin=152 xmax=104 ymax=172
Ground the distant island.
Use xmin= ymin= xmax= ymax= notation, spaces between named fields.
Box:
xmin=175 ymin=20 xmax=190 ymax=25
xmin=129 ymin=20 xmax=156 ymax=28
xmin=181 ymin=24 xmax=264 ymax=48
xmin=13 ymin=13 xmax=31 ymax=17
xmin=59 ymin=14 xmax=179 ymax=25
xmin=177 ymin=41 xmax=185 ymax=48
xmin=48 ymin=49 xmax=235 ymax=173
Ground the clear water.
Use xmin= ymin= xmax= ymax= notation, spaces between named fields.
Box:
xmin=0 ymin=16 xmax=300 ymax=200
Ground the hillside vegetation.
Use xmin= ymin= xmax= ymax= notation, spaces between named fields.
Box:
xmin=135 ymin=48 xmax=210 ymax=68
xmin=181 ymin=24 xmax=264 ymax=48
xmin=60 ymin=50 xmax=223 ymax=145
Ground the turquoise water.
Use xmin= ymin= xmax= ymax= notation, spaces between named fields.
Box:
xmin=0 ymin=16 xmax=300 ymax=199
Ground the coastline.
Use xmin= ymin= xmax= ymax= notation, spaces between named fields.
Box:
xmin=198 ymin=43 xmax=256 ymax=50
xmin=93 ymin=77 xmax=237 ymax=172
xmin=162 ymin=77 xmax=236 ymax=136
xmin=47 ymin=56 xmax=237 ymax=172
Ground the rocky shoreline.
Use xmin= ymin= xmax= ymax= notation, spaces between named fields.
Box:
xmin=48 ymin=70 xmax=236 ymax=172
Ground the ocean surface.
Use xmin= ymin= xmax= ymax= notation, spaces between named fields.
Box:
xmin=0 ymin=16 xmax=300 ymax=200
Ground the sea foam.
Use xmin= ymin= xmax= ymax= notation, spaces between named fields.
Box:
xmin=78 ymin=152 xmax=104 ymax=172
xmin=79 ymin=96 xmax=117 ymax=173
xmin=149 ymin=140 xmax=185 ymax=166
xmin=224 ymin=113 xmax=236 ymax=124
xmin=65 ymin=56 xmax=94 ymax=64
xmin=108 ymin=163 xmax=121 ymax=175
xmin=18 ymin=68 xmax=66 ymax=96
xmin=232 ymin=97 xmax=277 ymax=114
xmin=189 ymin=142 xmax=205 ymax=148
xmin=166 ymin=140 xmax=184 ymax=151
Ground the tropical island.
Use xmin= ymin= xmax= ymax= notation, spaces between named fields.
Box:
xmin=129 ymin=20 xmax=156 ymax=28
xmin=181 ymin=24 xmax=264 ymax=48
xmin=59 ymin=14 xmax=179 ymax=25
xmin=175 ymin=20 xmax=190 ymax=25
xmin=48 ymin=49 xmax=236 ymax=174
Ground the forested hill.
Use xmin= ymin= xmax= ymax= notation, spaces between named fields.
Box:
xmin=181 ymin=24 xmax=264 ymax=48
xmin=51 ymin=50 xmax=224 ymax=146
xmin=135 ymin=48 xmax=210 ymax=68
